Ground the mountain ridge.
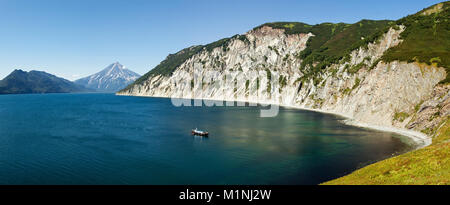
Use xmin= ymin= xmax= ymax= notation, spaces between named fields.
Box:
xmin=0 ymin=69 xmax=91 ymax=94
xmin=125 ymin=2 xmax=449 ymax=90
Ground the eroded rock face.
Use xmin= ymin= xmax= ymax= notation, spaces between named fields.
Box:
xmin=311 ymin=62 xmax=446 ymax=127
xmin=405 ymin=84 xmax=450 ymax=134
xmin=119 ymin=25 xmax=448 ymax=139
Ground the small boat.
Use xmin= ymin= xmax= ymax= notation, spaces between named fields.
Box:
xmin=192 ymin=128 xmax=209 ymax=137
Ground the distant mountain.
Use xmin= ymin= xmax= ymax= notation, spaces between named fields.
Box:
xmin=0 ymin=69 xmax=91 ymax=94
xmin=75 ymin=62 xmax=140 ymax=92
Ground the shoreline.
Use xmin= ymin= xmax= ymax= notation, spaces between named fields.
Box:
xmin=282 ymin=105 xmax=431 ymax=149
xmin=116 ymin=93 xmax=432 ymax=149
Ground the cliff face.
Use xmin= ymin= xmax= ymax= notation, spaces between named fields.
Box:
xmin=118 ymin=16 xmax=450 ymax=146
xmin=121 ymin=26 xmax=311 ymax=102
xmin=118 ymin=24 xmax=448 ymax=145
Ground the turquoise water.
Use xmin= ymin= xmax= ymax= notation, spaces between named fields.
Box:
xmin=0 ymin=93 xmax=414 ymax=184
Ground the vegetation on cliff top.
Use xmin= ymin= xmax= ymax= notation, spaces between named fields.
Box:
xmin=126 ymin=20 xmax=392 ymax=92
xmin=258 ymin=2 xmax=450 ymax=84
xmin=381 ymin=1 xmax=450 ymax=84
xmin=123 ymin=1 xmax=449 ymax=93
xmin=323 ymin=118 xmax=450 ymax=185
xmin=122 ymin=34 xmax=250 ymax=91
xmin=120 ymin=1 xmax=450 ymax=185
xmin=256 ymin=20 xmax=393 ymax=72
xmin=128 ymin=45 xmax=204 ymax=89
xmin=322 ymin=2 xmax=450 ymax=185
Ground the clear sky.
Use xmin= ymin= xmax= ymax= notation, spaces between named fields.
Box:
xmin=0 ymin=0 xmax=443 ymax=80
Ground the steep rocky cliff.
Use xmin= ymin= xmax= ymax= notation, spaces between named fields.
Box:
xmin=119 ymin=2 xmax=449 ymax=146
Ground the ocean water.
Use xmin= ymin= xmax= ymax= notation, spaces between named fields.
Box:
xmin=0 ymin=93 xmax=415 ymax=185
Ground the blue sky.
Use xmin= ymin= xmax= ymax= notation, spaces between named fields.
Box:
xmin=0 ymin=0 xmax=443 ymax=80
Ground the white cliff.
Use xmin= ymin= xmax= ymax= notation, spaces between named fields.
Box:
xmin=118 ymin=25 xmax=449 ymax=147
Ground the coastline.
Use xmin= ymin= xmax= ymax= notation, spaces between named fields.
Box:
xmin=116 ymin=93 xmax=432 ymax=149
xmin=282 ymin=105 xmax=431 ymax=149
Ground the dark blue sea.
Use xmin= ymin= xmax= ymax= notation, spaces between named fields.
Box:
xmin=0 ymin=93 xmax=415 ymax=184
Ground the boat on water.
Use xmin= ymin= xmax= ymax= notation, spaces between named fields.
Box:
xmin=191 ymin=128 xmax=209 ymax=137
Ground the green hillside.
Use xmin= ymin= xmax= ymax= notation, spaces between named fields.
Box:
xmin=258 ymin=20 xmax=393 ymax=80
xmin=382 ymin=1 xmax=450 ymax=84
xmin=122 ymin=35 xmax=249 ymax=91
xmin=124 ymin=1 xmax=449 ymax=90
xmin=130 ymin=45 xmax=204 ymax=87
xmin=323 ymin=3 xmax=450 ymax=185
xmin=125 ymin=20 xmax=393 ymax=92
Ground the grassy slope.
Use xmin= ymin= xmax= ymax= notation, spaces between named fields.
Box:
xmin=323 ymin=118 xmax=450 ymax=185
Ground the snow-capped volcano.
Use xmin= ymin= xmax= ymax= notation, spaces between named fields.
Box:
xmin=75 ymin=62 xmax=141 ymax=92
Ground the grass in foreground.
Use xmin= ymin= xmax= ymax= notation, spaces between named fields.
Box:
xmin=322 ymin=118 xmax=450 ymax=185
